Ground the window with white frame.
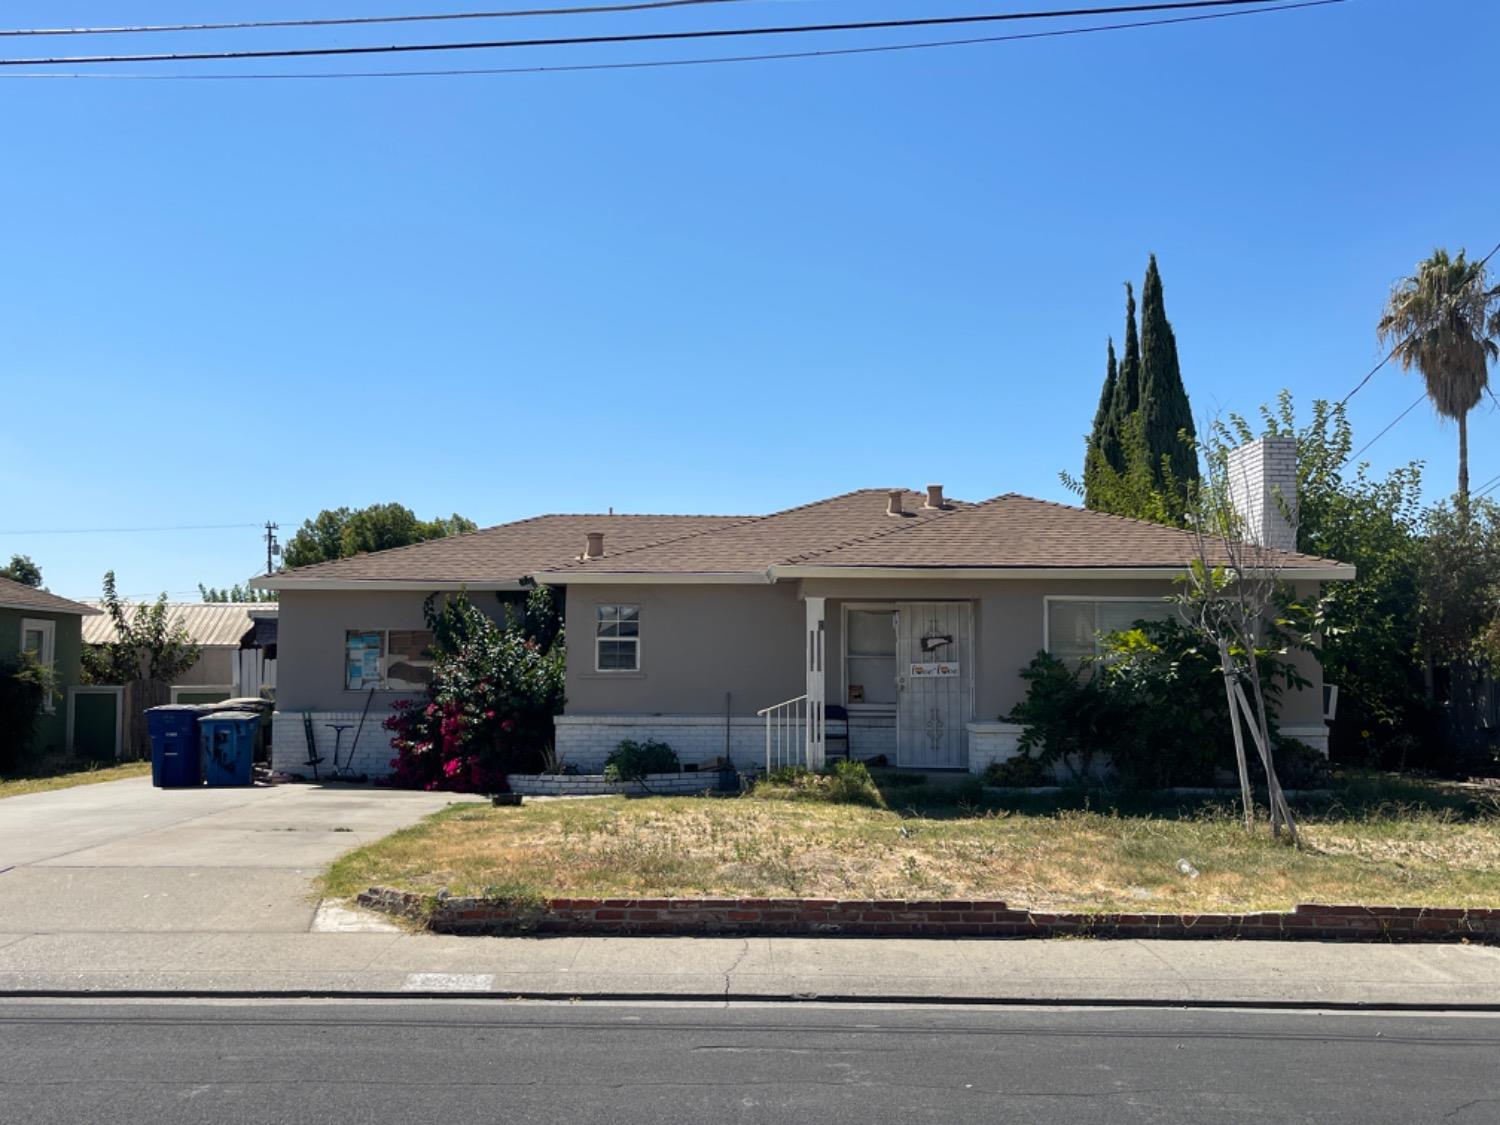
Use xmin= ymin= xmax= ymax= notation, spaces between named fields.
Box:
xmin=844 ymin=608 xmax=897 ymax=706
xmin=344 ymin=629 xmax=435 ymax=691
xmin=1046 ymin=598 xmax=1173 ymax=662
xmin=594 ymin=604 xmax=640 ymax=671
xmin=20 ymin=618 xmax=57 ymax=712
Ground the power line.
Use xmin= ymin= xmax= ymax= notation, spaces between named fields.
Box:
xmin=0 ymin=0 xmax=1340 ymax=68
xmin=1348 ymin=392 xmax=1425 ymax=463
xmin=0 ymin=522 xmax=271 ymax=535
xmin=0 ymin=0 xmax=1344 ymax=80
xmin=1339 ymin=239 xmax=1500 ymax=406
xmin=0 ymin=0 xmax=751 ymax=39
xmin=1474 ymin=470 xmax=1500 ymax=500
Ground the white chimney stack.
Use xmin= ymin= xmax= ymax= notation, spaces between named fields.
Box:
xmin=924 ymin=484 xmax=945 ymax=510
xmin=1227 ymin=437 xmax=1298 ymax=551
xmin=584 ymin=530 xmax=605 ymax=559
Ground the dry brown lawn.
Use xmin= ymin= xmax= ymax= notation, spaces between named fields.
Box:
xmin=323 ymin=782 xmax=1500 ymax=913
xmin=0 ymin=760 xmax=151 ymax=800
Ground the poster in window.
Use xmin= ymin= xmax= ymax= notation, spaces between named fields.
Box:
xmin=347 ymin=633 xmax=383 ymax=690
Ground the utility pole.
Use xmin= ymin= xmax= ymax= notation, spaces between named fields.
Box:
xmin=264 ymin=522 xmax=280 ymax=575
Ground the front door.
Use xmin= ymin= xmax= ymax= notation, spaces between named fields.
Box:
xmin=895 ymin=602 xmax=972 ymax=769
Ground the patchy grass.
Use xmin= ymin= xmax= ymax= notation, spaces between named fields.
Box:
xmin=323 ymin=771 xmax=1500 ymax=912
xmin=0 ymin=759 xmax=151 ymax=800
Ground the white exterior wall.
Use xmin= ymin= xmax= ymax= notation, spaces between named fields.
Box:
xmin=554 ymin=713 xmax=768 ymax=771
xmin=271 ymin=711 xmax=394 ymax=777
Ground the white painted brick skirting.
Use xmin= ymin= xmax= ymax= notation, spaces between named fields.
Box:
xmin=554 ymin=714 xmax=770 ymax=772
xmin=1280 ymin=724 xmax=1330 ymax=757
xmin=965 ymin=722 xmax=1025 ymax=775
xmin=272 ymin=711 xmax=395 ymax=777
xmin=509 ymin=771 xmax=735 ymax=797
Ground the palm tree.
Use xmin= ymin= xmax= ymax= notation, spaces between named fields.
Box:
xmin=1377 ymin=248 xmax=1499 ymax=508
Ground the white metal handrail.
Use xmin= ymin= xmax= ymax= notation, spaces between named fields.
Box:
xmin=756 ymin=694 xmax=807 ymax=772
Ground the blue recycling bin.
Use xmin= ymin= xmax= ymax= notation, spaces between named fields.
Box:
xmin=199 ymin=711 xmax=260 ymax=787
xmin=146 ymin=705 xmax=206 ymax=788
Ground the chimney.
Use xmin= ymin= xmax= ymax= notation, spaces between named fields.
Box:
xmin=1226 ymin=437 xmax=1298 ymax=551
xmin=887 ymin=490 xmax=904 ymax=517
xmin=584 ymin=530 xmax=605 ymax=560
xmin=924 ymin=483 xmax=945 ymax=510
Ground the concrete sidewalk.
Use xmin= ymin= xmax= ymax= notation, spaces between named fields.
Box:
xmin=4 ymin=925 xmax=1500 ymax=1006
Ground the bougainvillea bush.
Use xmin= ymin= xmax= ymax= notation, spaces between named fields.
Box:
xmin=383 ymin=588 xmax=565 ymax=792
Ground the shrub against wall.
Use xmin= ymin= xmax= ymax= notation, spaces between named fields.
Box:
xmin=383 ymin=588 xmax=565 ymax=792
xmin=0 ymin=654 xmax=55 ymax=773
xmin=1004 ymin=618 xmax=1308 ymax=788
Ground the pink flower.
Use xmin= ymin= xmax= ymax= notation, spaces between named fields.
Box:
xmin=484 ymin=710 xmax=496 ymax=720
xmin=443 ymin=758 xmax=463 ymax=778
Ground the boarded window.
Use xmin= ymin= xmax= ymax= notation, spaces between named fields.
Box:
xmin=345 ymin=629 xmax=435 ymax=690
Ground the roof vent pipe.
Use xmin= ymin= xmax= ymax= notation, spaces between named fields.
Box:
xmin=887 ymin=490 xmax=904 ymax=517
xmin=584 ymin=531 xmax=605 ymax=559
xmin=924 ymin=484 xmax=945 ymax=510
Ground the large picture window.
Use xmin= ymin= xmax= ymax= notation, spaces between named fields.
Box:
xmin=344 ymin=629 xmax=435 ymax=691
xmin=1045 ymin=598 xmax=1173 ymax=662
xmin=594 ymin=604 xmax=640 ymax=672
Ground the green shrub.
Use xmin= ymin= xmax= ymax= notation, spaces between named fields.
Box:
xmin=603 ymin=738 xmax=679 ymax=781
xmin=1005 ymin=618 xmax=1309 ymax=789
xmin=0 ymin=655 xmax=55 ymax=774
xmin=748 ymin=759 xmax=886 ymax=808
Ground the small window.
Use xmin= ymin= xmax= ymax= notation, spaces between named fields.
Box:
xmin=1046 ymin=599 xmax=1172 ymax=662
xmin=345 ymin=629 xmax=435 ymax=691
xmin=845 ymin=608 xmax=896 ymax=706
xmin=595 ymin=604 xmax=639 ymax=672
xmin=20 ymin=618 xmax=57 ymax=713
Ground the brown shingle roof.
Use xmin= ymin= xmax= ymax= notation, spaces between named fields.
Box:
xmin=546 ymin=489 xmax=969 ymax=575
xmin=787 ymin=494 xmax=1346 ymax=571
xmin=260 ymin=514 xmax=744 ymax=586
xmin=0 ymin=577 xmax=100 ymax=616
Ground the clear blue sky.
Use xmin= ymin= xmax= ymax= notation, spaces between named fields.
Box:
xmin=1 ymin=0 xmax=1494 ymax=601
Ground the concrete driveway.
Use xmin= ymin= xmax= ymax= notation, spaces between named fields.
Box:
xmin=0 ymin=778 xmax=470 ymax=936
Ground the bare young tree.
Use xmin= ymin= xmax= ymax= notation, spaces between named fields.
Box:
xmin=1177 ymin=433 xmax=1317 ymax=844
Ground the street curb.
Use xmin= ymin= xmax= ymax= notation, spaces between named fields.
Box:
xmin=5 ymin=989 xmax=1500 ymax=1012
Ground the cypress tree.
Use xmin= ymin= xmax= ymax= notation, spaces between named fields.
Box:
xmin=1112 ymin=282 xmax=1141 ymax=427
xmin=1137 ymin=254 xmax=1199 ymax=490
xmin=1089 ymin=337 xmax=1120 ymax=468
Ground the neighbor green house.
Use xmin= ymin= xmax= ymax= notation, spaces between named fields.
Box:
xmin=0 ymin=576 xmax=100 ymax=759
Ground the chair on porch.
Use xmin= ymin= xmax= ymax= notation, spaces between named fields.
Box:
xmin=824 ymin=704 xmax=851 ymax=761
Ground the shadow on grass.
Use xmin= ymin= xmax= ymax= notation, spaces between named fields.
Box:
xmin=865 ymin=767 xmax=1494 ymax=823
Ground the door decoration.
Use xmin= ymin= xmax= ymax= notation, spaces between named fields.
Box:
xmin=910 ymin=662 xmax=960 ymax=678
xmin=924 ymin=708 xmax=947 ymax=753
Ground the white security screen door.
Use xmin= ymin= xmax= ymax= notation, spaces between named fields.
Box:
xmin=894 ymin=602 xmax=972 ymax=769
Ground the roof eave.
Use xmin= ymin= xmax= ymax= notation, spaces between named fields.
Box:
xmin=0 ymin=599 xmax=101 ymax=616
xmin=254 ymin=577 xmax=529 ymax=592
xmin=533 ymin=570 xmax=775 ymax=585
xmin=772 ymin=564 xmax=1358 ymax=581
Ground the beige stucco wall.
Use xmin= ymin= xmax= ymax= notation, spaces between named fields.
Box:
xmin=172 ymin=646 xmax=236 ymax=687
xmin=563 ymin=582 xmax=804 ymax=717
xmin=275 ymin=588 xmax=513 ymax=712
xmin=563 ymin=576 xmax=1328 ymax=729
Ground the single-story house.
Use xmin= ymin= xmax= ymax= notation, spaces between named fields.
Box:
xmin=256 ymin=438 xmax=1353 ymax=778
xmin=82 ymin=601 xmax=278 ymax=704
xmin=0 ymin=577 xmax=100 ymax=760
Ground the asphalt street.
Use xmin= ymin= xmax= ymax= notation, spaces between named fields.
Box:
xmin=2 ymin=999 xmax=1497 ymax=1124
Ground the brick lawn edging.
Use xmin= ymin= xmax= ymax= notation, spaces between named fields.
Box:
xmin=355 ymin=888 xmax=1500 ymax=943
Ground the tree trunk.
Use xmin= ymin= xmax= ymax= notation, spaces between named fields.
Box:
xmin=1458 ymin=410 xmax=1470 ymax=513
xmin=1217 ymin=640 xmax=1254 ymax=831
